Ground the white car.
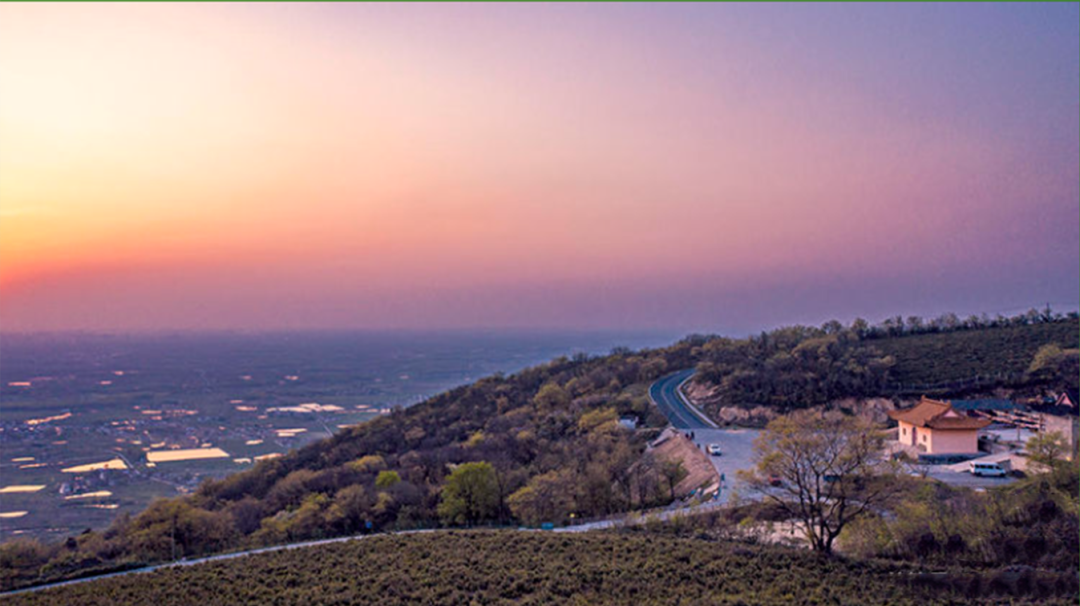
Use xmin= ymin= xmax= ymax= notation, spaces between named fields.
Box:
xmin=970 ymin=461 xmax=1008 ymax=477
xmin=706 ymin=444 xmax=722 ymax=456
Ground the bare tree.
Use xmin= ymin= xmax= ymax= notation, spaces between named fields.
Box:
xmin=659 ymin=459 xmax=687 ymax=501
xmin=740 ymin=410 xmax=906 ymax=554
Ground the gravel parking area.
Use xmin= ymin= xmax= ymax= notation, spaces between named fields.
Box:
xmin=685 ymin=428 xmax=761 ymax=504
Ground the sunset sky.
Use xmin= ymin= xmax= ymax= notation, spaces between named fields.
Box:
xmin=1 ymin=3 xmax=1077 ymax=333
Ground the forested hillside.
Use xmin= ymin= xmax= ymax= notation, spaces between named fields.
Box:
xmin=691 ymin=313 xmax=1078 ymax=413
xmin=0 ymin=342 xmax=703 ymax=590
xmin=7 ymin=531 xmax=1077 ymax=606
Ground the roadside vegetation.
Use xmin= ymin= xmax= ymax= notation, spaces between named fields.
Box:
xmin=840 ymin=456 xmax=1079 ymax=572
xmin=628 ymin=455 xmax=1079 ymax=580
xmin=649 ymin=405 xmax=1079 ymax=576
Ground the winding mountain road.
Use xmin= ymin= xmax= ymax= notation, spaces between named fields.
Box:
xmin=648 ymin=369 xmax=718 ymax=430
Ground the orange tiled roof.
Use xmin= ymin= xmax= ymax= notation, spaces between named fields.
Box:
xmin=887 ymin=397 xmax=991 ymax=430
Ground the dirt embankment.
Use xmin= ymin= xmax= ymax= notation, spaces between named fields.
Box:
xmin=648 ymin=428 xmax=720 ymax=496
xmin=683 ymin=380 xmax=906 ymax=427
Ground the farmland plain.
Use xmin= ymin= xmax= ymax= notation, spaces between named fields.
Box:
xmin=0 ymin=330 xmax=671 ymax=541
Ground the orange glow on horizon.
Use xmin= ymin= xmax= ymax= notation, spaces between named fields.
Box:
xmin=1 ymin=3 xmax=1076 ymax=331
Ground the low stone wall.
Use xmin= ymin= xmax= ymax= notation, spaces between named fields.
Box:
xmin=917 ymin=453 xmax=980 ymax=465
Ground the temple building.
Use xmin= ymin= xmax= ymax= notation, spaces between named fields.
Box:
xmin=888 ymin=397 xmax=991 ymax=455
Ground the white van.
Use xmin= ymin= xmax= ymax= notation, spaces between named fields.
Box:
xmin=969 ymin=460 xmax=1009 ymax=477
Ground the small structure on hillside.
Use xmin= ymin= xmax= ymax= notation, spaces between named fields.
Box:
xmin=1032 ymin=389 xmax=1079 ymax=460
xmin=888 ymin=397 xmax=991 ymax=455
xmin=1052 ymin=388 xmax=1077 ymax=409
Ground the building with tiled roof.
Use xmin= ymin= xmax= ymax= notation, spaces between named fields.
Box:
xmin=888 ymin=397 xmax=991 ymax=455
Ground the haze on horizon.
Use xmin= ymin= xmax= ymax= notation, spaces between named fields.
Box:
xmin=1 ymin=3 xmax=1077 ymax=335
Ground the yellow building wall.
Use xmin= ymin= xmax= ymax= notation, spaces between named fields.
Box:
xmin=925 ymin=428 xmax=979 ymax=454
xmin=898 ymin=421 xmax=916 ymax=446
xmin=915 ymin=426 xmax=931 ymax=451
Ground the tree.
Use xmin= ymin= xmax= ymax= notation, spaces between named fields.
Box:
xmin=329 ymin=484 xmax=372 ymax=532
xmin=658 ymin=459 xmax=687 ymax=501
xmin=437 ymin=462 xmax=501 ymax=526
xmin=821 ymin=320 xmax=844 ymax=335
xmin=638 ymin=357 xmax=669 ymax=382
xmin=577 ymin=407 xmax=618 ymax=434
xmin=0 ymin=538 xmax=51 ymax=572
xmin=881 ymin=316 xmax=904 ymax=336
xmin=375 ymin=470 xmax=401 ymax=489
xmin=939 ymin=312 xmax=960 ymax=330
xmin=533 ymin=382 xmax=570 ymax=414
xmin=740 ymin=411 xmax=905 ymax=554
xmin=1027 ymin=431 xmax=1068 ymax=472
xmin=1027 ymin=344 xmax=1080 ymax=389
xmin=905 ymin=316 xmax=923 ymax=333
xmin=126 ymin=499 xmax=236 ymax=559
xmin=346 ymin=454 xmax=387 ymax=474
xmin=507 ymin=470 xmax=576 ymax=526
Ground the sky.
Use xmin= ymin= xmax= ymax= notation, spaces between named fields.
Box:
xmin=1 ymin=3 xmax=1077 ymax=334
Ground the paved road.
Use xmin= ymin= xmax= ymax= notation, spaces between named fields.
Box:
xmin=687 ymin=427 xmax=761 ymax=503
xmin=648 ymin=369 xmax=717 ymax=430
xmin=649 ymin=370 xmax=761 ymax=504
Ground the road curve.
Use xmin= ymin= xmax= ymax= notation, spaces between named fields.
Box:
xmin=648 ymin=369 xmax=718 ymax=430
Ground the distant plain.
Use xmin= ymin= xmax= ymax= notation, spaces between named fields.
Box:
xmin=0 ymin=331 xmax=672 ymax=541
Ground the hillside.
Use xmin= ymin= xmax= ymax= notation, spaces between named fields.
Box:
xmin=872 ymin=319 xmax=1079 ymax=392
xmin=6 ymin=531 xmax=1077 ymax=605
xmin=0 ymin=342 xmax=705 ymax=590
xmin=2 ymin=313 xmax=1077 ymax=591
xmin=689 ymin=315 xmax=1078 ymax=415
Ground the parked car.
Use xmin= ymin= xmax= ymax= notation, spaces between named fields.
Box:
xmin=706 ymin=444 xmax=722 ymax=456
xmin=970 ymin=460 xmax=1009 ymax=477
xmin=768 ymin=474 xmax=783 ymax=487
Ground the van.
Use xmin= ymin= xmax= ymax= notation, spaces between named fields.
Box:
xmin=969 ymin=461 xmax=1008 ymax=477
